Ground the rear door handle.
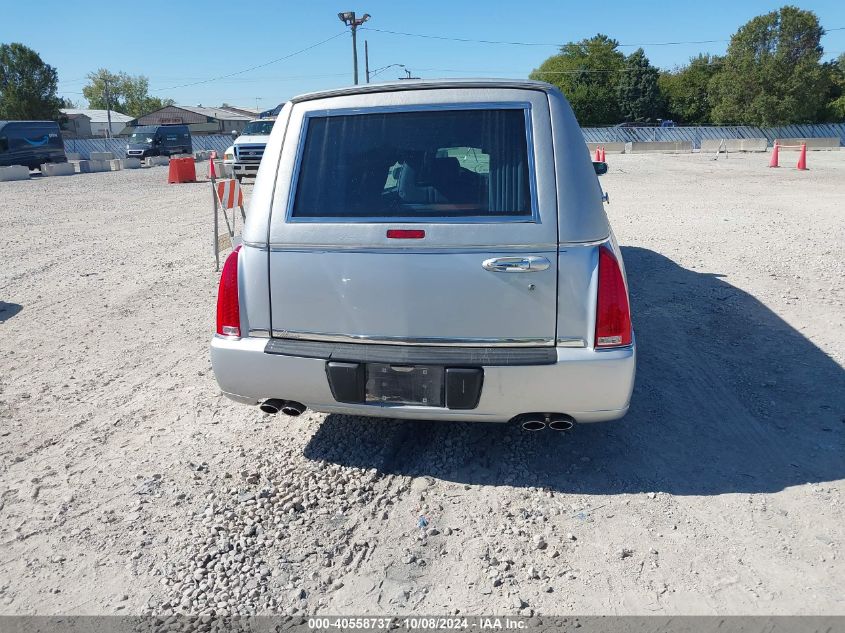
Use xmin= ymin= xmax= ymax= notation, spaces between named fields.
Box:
xmin=482 ymin=256 xmax=550 ymax=273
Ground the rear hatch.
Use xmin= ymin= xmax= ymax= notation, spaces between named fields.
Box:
xmin=267 ymin=89 xmax=558 ymax=347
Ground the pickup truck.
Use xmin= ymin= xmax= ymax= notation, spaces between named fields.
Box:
xmin=211 ymin=80 xmax=635 ymax=430
xmin=231 ymin=118 xmax=275 ymax=181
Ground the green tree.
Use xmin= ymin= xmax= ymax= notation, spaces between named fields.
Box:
xmin=659 ymin=54 xmax=722 ymax=125
xmin=82 ymin=69 xmax=173 ymax=117
xmin=709 ymin=6 xmax=829 ymax=125
xmin=822 ymin=53 xmax=845 ymax=121
xmin=530 ymin=34 xmax=625 ymax=125
xmin=617 ymin=48 xmax=664 ymax=123
xmin=0 ymin=43 xmax=62 ymax=120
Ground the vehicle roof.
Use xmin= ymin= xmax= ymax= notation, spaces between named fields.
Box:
xmin=290 ymin=79 xmax=559 ymax=104
xmin=0 ymin=120 xmax=59 ymax=128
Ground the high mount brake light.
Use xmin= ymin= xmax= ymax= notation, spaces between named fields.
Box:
xmin=386 ymin=229 xmax=425 ymax=239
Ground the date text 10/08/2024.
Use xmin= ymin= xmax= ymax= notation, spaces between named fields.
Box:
xmin=307 ymin=617 xmax=528 ymax=630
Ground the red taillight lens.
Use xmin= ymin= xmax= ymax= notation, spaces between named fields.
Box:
xmin=216 ymin=246 xmax=241 ymax=337
xmin=595 ymin=245 xmax=632 ymax=348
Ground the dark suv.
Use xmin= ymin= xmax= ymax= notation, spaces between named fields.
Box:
xmin=125 ymin=125 xmax=192 ymax=158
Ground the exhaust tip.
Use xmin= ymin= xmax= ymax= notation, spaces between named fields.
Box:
xmin=280 ymin=401 xmax=305 ymax=417
xmin=259 ymin=399 xmax=284 ymax=415
xmin=521 ymin=419 xmax=547 ymax=431
xmin=548 ymin=417 xmax=575 ymax=432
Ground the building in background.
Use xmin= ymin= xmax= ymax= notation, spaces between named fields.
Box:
xmin=60 ymin=109 xmax=133 ymax=138
xmin=60 ymin=112 xmax=92 ymax=138
xmin=123 ymin=105 xmax=260 ymax=136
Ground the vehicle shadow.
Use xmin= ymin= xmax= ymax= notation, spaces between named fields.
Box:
xmin=0 ymin=301 xmax=23 ymax=323
xmin=303 ymin=247 xmax=845 ymax=495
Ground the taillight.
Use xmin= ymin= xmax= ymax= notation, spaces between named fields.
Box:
xmin=595 ymin=245 xmax=632 ymax=348
xmin=216 ymin=246 xmax=242 ymax=337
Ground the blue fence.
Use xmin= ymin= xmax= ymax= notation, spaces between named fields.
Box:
xmin=63 ymin=135 xmax=233 ymax=159
xmin=62 ymin=124 xmax=845 ymax=158
xmin=581 ymin=123 xmax=845 ymax=149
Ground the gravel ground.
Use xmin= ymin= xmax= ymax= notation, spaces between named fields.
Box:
xmin=0 ymin=152 xmax=843 ymax=617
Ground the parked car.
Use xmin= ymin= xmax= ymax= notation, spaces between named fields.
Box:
xmin=125 ymin=124 xmax=192 ymax=159
xmin=210 ymin=79 xmax=635 ymax=428
xmin=231 ymin=118 xmax=276 ymax=181
xmin=0 ymin=120 xmax=67 ymax=169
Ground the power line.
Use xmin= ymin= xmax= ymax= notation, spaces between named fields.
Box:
xmin=361 ymin=27 xmax=730 ymax=47
xmin=150 ymin=31 xmax=347 ymax=92
xmin=361 ymin=26 xmax=845 ymax=48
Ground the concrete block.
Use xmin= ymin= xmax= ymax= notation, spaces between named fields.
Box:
xmin=775 ymin=137 xmax=840 ymax=150
xmin=586 ymin=142 xmax=626 ymax=154
xmin=120 ymin=158 xmax=142 ymax=169
xmin=700 ymin=138 xmax=768 ymax=153
xmin=73 ymin=159 xmax=110 ymax=173
xmin=627 ymin=141 xmax=693 ymax=153
xmin=0 ymin=165 xmax=30 ymax=181
xmin=90 ymin=151 xmax=115 ymax=161
xmin=65 ymin=152 xmax=82 ymax=161
xmin=194 ymin=150 xmax=211 ymax=161
xmin=40 ymin=162 xmax=76 ymax=177
xmin=109 ymin=159 xmax=122 ymax=171
xmin=145 ymin=156 xmax=169 ymax=167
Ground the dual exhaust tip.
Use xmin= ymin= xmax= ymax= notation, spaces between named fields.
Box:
xmin=518 ymin=413 xmax=575 ymax=432
xmin=260 ymin=401 xmax=573 ymax=431
xmin=259 ymin=399 xmax=306 ymax=416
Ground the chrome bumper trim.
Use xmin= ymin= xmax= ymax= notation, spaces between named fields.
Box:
xmin=270 ymin=330 xmax=554 ymax=348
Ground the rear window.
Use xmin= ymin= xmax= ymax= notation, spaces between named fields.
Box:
xmin=291 ymin=108 xmax=532 ymax=220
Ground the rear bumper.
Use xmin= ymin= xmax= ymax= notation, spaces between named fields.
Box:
xmin=211 ymin=335 xmax=635 ymax=423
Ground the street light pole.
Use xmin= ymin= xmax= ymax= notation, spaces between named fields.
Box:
xmin=337 ymin=11 xmax=370 ymax=85
xmin=365 ymin=40 xmax=370 ymax=83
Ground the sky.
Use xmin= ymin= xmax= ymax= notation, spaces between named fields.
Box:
xmin=2 ymin=0 xmax=844 ymax=113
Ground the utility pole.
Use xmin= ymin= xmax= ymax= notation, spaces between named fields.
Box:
xmin=103 ymin=77 xmax=113 ymax=139
xmin=337 ymin=11 xmax=371 ymax=85
xmin=365 ymin=40 xmax=370 ymax=83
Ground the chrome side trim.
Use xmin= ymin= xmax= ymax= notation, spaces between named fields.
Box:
xmin=266 ymin=243 xmax=558 ymax=253
xmin=556 ymin=337 xmax=586 ymax=348
xmin=248 ymin=329 xmax=271 ymax=338
xmin=270 ymin=330 xmax=555 ymax=348
xmin=559 ymin=237 xmax=609 ymax=247
xmin=249 ymin=240 xmax=605 ymax=251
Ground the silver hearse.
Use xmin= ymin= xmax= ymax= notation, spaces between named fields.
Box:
xmin=211 ymin=80 xmax=635 ymax=429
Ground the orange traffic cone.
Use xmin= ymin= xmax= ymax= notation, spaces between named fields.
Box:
xmin=769 ymin=142 xmax=779 ymax=168
xmin=796 ymin=143 xmax=807 ymax=171
xmin=594 ymin=147 xmax=601 ymax=161
xmin=209 ymin=150 xmax=217 ymax=180
xmin=600 ymin=147 xmax=606 ymax=162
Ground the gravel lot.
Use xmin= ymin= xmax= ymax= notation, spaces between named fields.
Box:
xmin=0 ymin=152 xmax=843 ymax=617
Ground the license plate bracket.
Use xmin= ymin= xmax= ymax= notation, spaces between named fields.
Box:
xmin=365 ymin=363 xmax=444 ymax=406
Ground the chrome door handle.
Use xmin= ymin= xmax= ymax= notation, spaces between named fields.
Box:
xmin=482 ymin=256 xmax=550 ymax=273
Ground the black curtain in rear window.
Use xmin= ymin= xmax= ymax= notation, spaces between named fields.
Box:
xmin=291 ymin=109 xmax=532 ymax=219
